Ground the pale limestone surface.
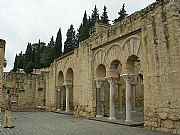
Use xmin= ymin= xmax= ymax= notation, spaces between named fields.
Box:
xmin=2 ymin=0 xmax=180 ymax=134
xmin=0 ymin=39 xmax=5 ymax=107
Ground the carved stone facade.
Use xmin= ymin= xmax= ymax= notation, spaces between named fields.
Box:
xmin=2 ymin=1 xmax=180 ymax=134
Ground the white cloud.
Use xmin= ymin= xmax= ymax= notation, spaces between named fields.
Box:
xmin=0 ymin=0 xmax=155 ymax=72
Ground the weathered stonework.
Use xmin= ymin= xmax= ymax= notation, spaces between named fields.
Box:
xmin=3 ymin=69 xmax=48 ymax=109
xmin=0 ymin=39 xmax=5 ymax=108
xmin=3 ymin=0 xmax=180 ymax=134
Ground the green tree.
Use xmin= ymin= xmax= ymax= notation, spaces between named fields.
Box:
xmin=64 ymin=25 xmax=77 ymax=54
xmin=77 ymin=11 xmax=90 ymax=43
xmin=23 ymin=42 xmax=34 ymax=73
xmin=100 ymin=5 xmax=110 ymax=24
xmin=54 ymin=28 xmax=62 ymax=59
xmin=91 ymin=5 xmax=99 ymax=26
xmin=113 ymin=3 xmax=128 ymax=23
xmin=17 ymin=51 xmax=24 ymax=69
xmin=40 ymin=36 xmax=55 ymax=67
xmin=12 ymin=55 xmax=18 ymax=72
xmin=31 ymin=40 xmax=46 ymax=69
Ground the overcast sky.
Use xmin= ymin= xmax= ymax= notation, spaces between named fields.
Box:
xmin=0 ymin=0 xmax=155 ymax=72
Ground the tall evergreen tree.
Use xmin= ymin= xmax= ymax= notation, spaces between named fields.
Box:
xmin=13 ymin=55 xmax=18 ymax=72
xmin=40 ymin=36 xmax=55 ymax=67
xmin=15 ymin=51 xmax=24 ymax=69
xmin=100 ymin=5 xmax=110 ymax=24
xmin=89 ymin=5 xmax=99 ymax=35
xmin=54 ymin=28 xmax=62 ymax=59
xmin=91 ymin=5 xmax=99 ymax=26
xmin=23 ymin=42 xmax=34 ymax=73
xmin=77 ymin=11 xmax=90 ymax=43
xmin=113 ymin=3 xmax=128 ymax=23
xmin=64 ymin=25 xmax=77 ymax=54
xmin=35 ymin=39 xmax=41 ymax=68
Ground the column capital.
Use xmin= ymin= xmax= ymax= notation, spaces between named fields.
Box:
xmin=64 ymin=80 xmax=73 ymax=88
xmin=56 ymin=85 xmax=63 ymax=91
xmin=95 ymin=78 xmax=104 ymax=88
xmin=120 ymin=74 xmax=134 ymax=84
xmin=105 ymin=77 xmax=117 ymax=85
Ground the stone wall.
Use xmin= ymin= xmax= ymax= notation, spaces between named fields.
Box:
xmin=3 ymin=0 xmax=180 ymax=134
xmin=0 ymin=39 xmax=5 ymax=108
xmin=3 ymin=69 xmax=48 ymax=109
xmin=46 ymin=1 xmax=180 ymax=133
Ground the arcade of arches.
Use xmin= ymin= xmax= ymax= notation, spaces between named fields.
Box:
xmin=1 ymin=1 xmax=180 ymax=134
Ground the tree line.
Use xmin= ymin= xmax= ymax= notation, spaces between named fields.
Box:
xmin=13 ymin=4 xmax=128 ymax=74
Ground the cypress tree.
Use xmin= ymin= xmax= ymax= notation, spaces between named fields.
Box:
xmin=13 ymin=55 xmax=18 ymax=72
xmin=64 ymin=25 xmax=77 ymax=54
xmin=91 ymin=5 xmax=99 ymax=26
xmin=40 ymin=36 xmax=55 ymax=67
xmin=54 ymin=28 xmax=62 ymax=59
xmin=113 ymin=3 xmax=128 ymax=23
xmin=17 ymin=51 xmax=24 ymax=69
xmin=23 ymin=42 xmax=34 ymax=73
xmin=77 ymin=11 xmax=90 ymax=43
xmin=35 ymin=39 xmax=41 ymax=68
xmin=100 ymin=5 xmax=110 ymax=24
xmin=89 ymin=5 xmax=99 ymax=35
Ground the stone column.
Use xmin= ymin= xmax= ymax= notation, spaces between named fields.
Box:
xmin=117 ymin=84 xmax=123 ymax=113
xmin=64 ymin=82 xmax=72 ymax=113
xmin=95 ymin=78 xmax=104 ymax=117
xmin=65 ymin=85 xmax=70 ymax=112
xmin=106 ymin=77 xmax=117 ymax=120
xmin=56 ymin=86 xmax=62 ymax=112
xmin=121 ymin=74 xmax=134 ymax=122
xmin=131 ymin=85 xmax=136 ymax=112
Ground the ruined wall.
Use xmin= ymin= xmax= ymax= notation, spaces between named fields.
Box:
xmin=142 ymin=1 xmax=180 ymax=134
xmin=0 ymin=39 xmax=5 ymax=108
xmin=3 ymin=70 xmax=47 ymax=108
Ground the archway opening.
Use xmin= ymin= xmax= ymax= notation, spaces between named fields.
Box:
xmin=65 ymin=68 xmax=74 ymax=111
xmin=125 ymin=55 xmax=144 ymax=121
xmin=57 ymin=71 xmax=65 ymax=111
xmin=96 ymin=64 xmax=106 ymax=79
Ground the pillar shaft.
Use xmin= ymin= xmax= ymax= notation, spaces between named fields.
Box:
xmin=65 ymin=85 xmax=70 ymax=112
xmin=126 ymin=81 xmax=132 ymax=121
xmin=118 ymin=85 xmax=123 ymax=112
xmin=121 ymin=74 xmax=134 ymax=122
xmin=56 ymin=87 xmax=62 ymax=112
xmin=107 ymin=77 xmax=116 ymax=120
xmin=95 ymin=79 xmax=104 ymax=117
xmin=131 ymin=85 xmax=136 ymax=112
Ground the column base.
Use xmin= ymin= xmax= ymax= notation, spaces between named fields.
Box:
xmin=56 ymin=109 xmax=62 ymax=112
xmin=96 ymin=115 xmax=103 ymax=118
xmin=108 ymin=117 xmax=116 ymax=120
xmin=65 ymin=110 xmax=70 ymax=113
xmin=125 ymin=119 xmax=133 ymax=122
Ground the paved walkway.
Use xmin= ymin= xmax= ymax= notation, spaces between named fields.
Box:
xmin=0 ymin=112 xmax=174 ymax=135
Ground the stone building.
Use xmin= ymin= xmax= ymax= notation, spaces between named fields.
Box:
xmin=2 ymin=0 xmax=180 ymax=134
xmin=46 ymin=0 xmax=180 ymax=133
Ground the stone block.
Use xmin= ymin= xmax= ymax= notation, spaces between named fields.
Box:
xmin=168 ymin=113 xmax=179 ymax=121
xmin=164 ymin=120 xmax=175 ymax=129
xmin=175 ymin=121 xmax=180 ymax=130
xmin=159 ymin=113 xmax=167 ymax=119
